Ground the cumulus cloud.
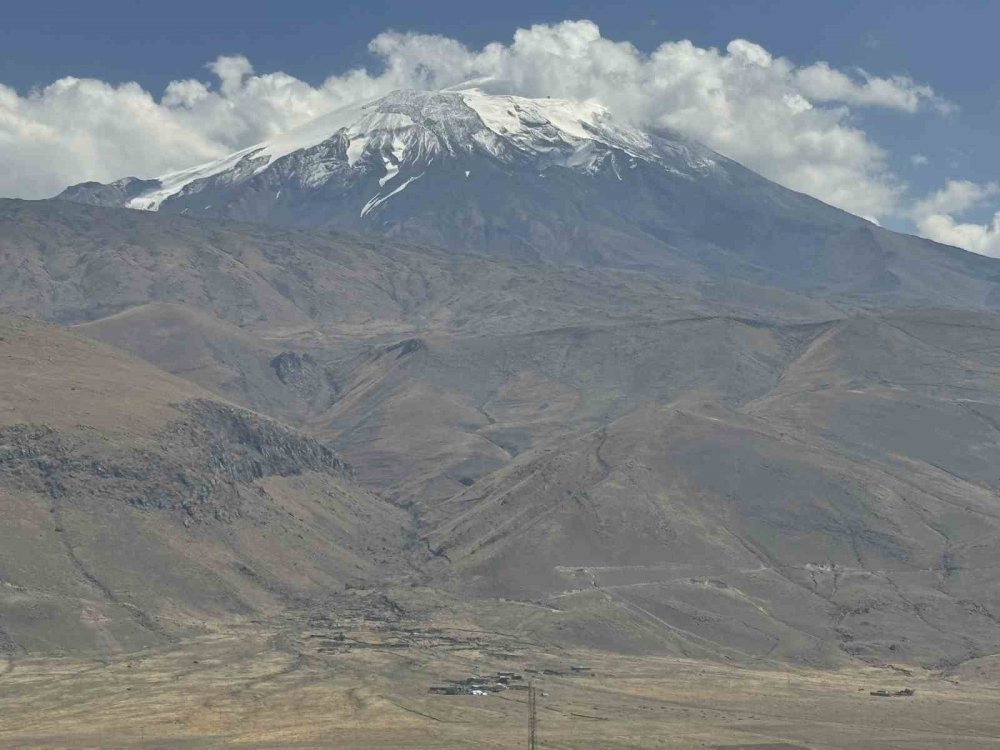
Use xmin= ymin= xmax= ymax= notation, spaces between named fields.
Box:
xmin=793 ymin=62 xmax=954 ymax=114
xmin=912 ymin=180 xmax=1000 ymax=257
xmin=364 ymin=24 xmax=950 ymax=218
xmin=0 ymin=54 xmax=390 ymax=200
xmin=0 ymin=19 xmax=951 ymax=222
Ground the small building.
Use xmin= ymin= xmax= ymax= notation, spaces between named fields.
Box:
xmin=429 ymin=686 xmax=470 ymax=695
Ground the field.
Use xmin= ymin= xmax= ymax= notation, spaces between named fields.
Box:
xmin=2 ymin=605 xmax=998 ymax=750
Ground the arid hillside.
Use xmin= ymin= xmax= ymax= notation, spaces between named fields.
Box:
xmin=3 ymin=200 xmax=1000 ymax=673
xmin=0 ymin=317 xmax=413 ymax=654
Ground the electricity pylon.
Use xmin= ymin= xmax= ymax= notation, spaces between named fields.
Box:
xmin=528 ymin=682 xmax=538 ymax=750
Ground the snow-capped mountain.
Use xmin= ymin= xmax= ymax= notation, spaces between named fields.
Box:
xmin=65 ymin=88 xmax=718 ymax=212
xmin=59 ymin=87 xmax=995 ymax=300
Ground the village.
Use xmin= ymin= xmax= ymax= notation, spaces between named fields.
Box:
xmin=428 ymin=665 xmax=594 ymax=696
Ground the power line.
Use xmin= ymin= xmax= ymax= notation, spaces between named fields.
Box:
xmin=528 ymin=682 xmax=538 ymax=750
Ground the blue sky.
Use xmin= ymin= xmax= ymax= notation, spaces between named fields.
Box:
xmin=1 ymin=0 xmax=998 ymax=251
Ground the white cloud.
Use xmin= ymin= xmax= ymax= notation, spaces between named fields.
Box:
xmin=0 ymin=77 xmax=224 ymax=200
xmin=794 ymin=62 xmax=954 ymax=114
xmin=912 ymin=180 xmax=1000 ymax=257
xmin=362 ymin=25 xmax=953 ymax=217
xmin=910 ymin=154 xmax=929 ymax=166
xmin=0 ymin=19 xmax=951 ymax=222
xmin=913 ymin=180 xmax=997 ymax=217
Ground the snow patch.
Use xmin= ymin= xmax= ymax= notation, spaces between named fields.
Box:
xmin=378 ymin=136 xmax=408 ymax=186
xmin=346 ymin=136 xmax=367 ymax=167
xmin=124 ymin=99 xmax=415 ymax=209
xmin=125 ymin=144 xmax=263 ymax=210
xmin=379 ymin=161 xmax=399 ymax=187
xmin=461 ymin=91 xmax=606 ymax=143
xmin=360 ymin=172 xmax=424 ymax=218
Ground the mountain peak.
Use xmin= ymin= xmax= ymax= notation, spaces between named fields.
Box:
xmin=62 ymin=86 xmax=965 ymax=300
xmin=59 ymin=88 xmax=718 ymax=216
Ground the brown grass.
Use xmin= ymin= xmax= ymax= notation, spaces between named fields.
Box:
xmin=1 ymin=616 xmax=997 ymax=750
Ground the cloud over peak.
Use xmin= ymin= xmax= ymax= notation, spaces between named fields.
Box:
xmin=0 ymin=19 xmax=952 ymax=226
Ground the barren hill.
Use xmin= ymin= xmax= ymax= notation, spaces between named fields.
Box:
xmin=0 ymin=317 xmax=412 ymax=654
xmin=3 ymin=198 xmax=1000 ymax=668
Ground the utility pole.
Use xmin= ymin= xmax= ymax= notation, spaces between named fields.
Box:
xmin=528 ymin=682 xmax=538 ymax=750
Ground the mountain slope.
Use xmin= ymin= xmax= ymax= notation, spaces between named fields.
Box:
xmin=422 ymin=314 xmax=1000 ymax=666
xmin=58 ymin=89 xmax=1000 ymax=309
xmin=0 ymin=318 xmax=413 ymax=654
xmin=8 ymin=174 xmax=1000 ymax=667
xmin=0 ymin=198 xmax=847 ymax=501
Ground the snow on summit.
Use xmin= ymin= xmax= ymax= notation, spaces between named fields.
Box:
xmin=70 ymin=88 xmax=719 ymax=217
xmin=56 ymin=83 xmax=892 ymax=284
